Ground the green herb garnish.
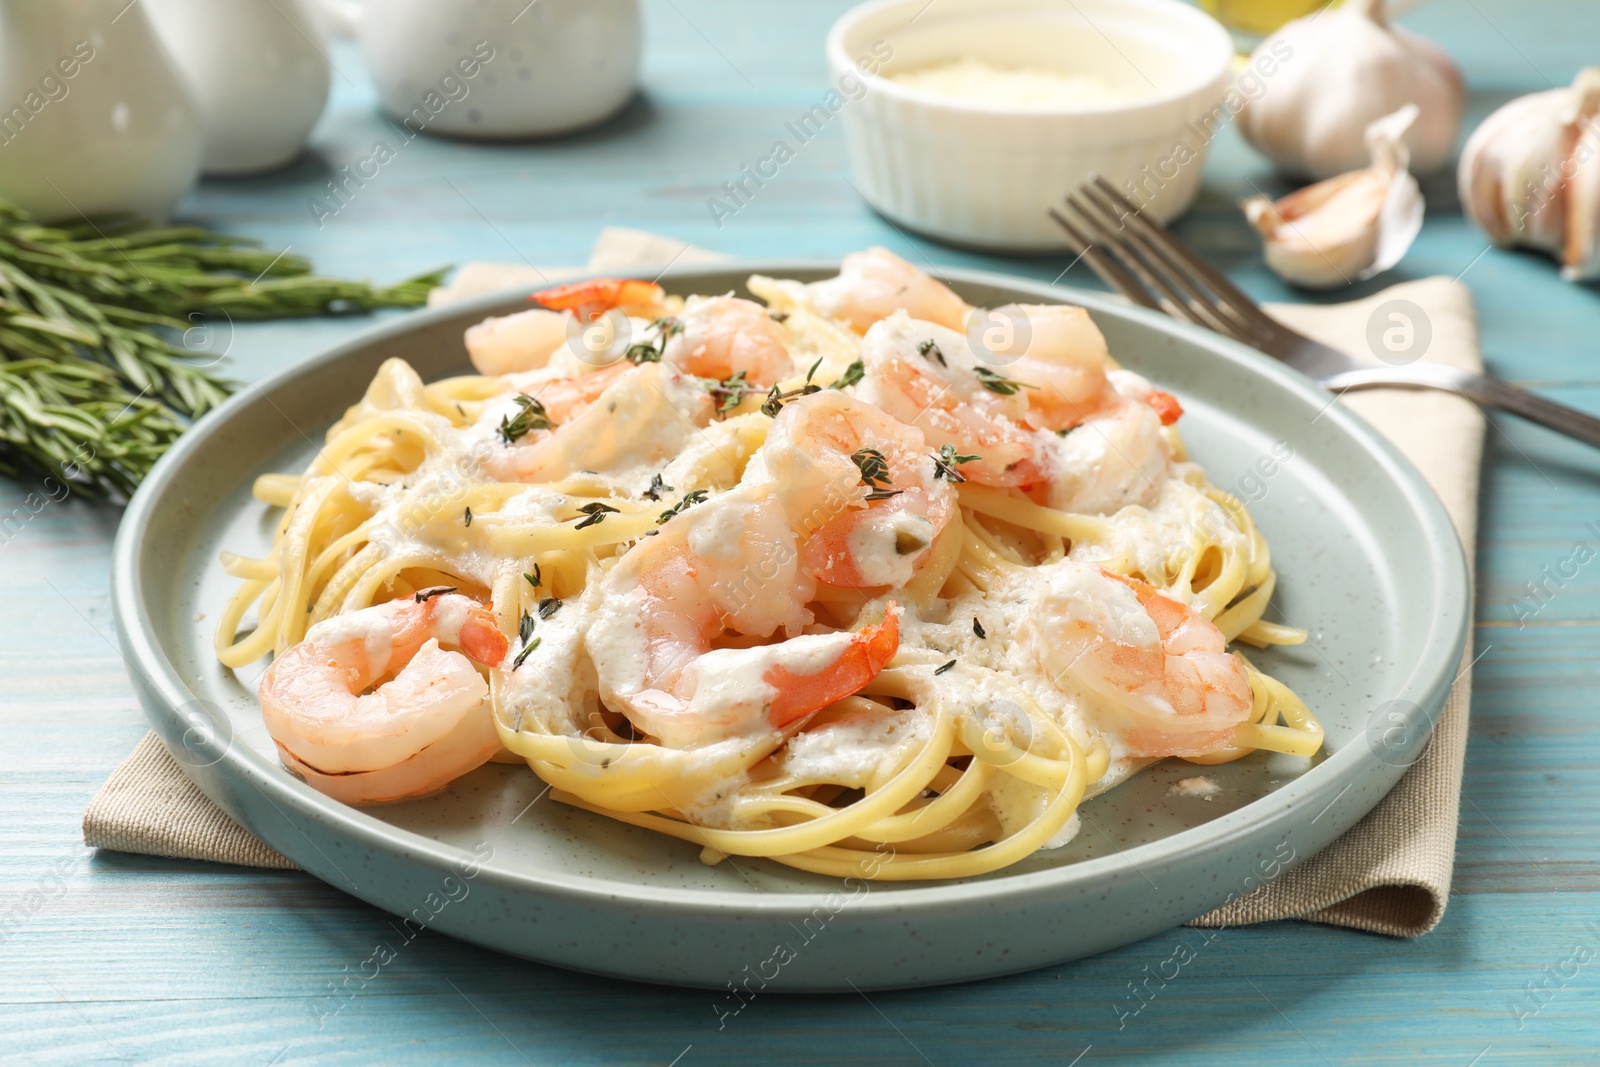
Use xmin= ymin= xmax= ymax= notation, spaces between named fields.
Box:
xmin=917 ymin=339 xmax=946 ymax=367
xmin=973 ymin=366 xmax=1033 ymax=396
xmin=642 ymin=472 xmax=673 ymax=501
xmin=759 ymin=379 xmax=822 ymax=418
xmin=463 ymin=506 xmax=473 ymax=527
xmin=657 ymin=488 xmax=709 ymax=525
xmin=511 ymin=636 xmax=541 ymax=670
xmin=972 ymin=617 xmax=986 ymax=639
xmin=498 ymin=393 xmax=551 ymax=444
xmin=830 ymin=359 xmax=864 ymax=390
xmin=707 ymin=370 xmax=752 ymax=416
xmin=850 ymin=447 xmax=893 ymax=488
xmin=537 ymin=597 xmax=563 ymax=619
xmin=571 ymin=501 xmax=618 ymax=530
xmin=518 ymin=610 xmax=535 ymax=645
xmin=525 ymin=566 xmax=541 ymax=589
xmin=414 ymin=586 xmax=457 ymax=603
xmin=932 ymin=443 xmax=980 ymax=483
xmin=934 ymin=659 xmax=957 ymax=676
xmin=623 ymin=316 xmax=681 ymax=364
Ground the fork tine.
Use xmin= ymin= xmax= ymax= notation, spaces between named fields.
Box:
xmin=1068 ymin=187 xmax=1254 ymax=343
xmin=1046 ymin=208 xmax=1162 ymax=312
xmin=1088 ymin=175 xmax=1285 ymax=337
xmin=1074 ymin=185 xmax=1256 ymax=344
xmin=1064 ymin=192 xmax=1247 ymax=340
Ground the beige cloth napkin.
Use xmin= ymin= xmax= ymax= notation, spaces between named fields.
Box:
xmin=84 ymin=234 xmax=1483 ymax=938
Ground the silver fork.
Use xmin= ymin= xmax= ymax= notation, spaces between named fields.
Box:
xmin=1049 ymin=176 xmax=1600 ymax=449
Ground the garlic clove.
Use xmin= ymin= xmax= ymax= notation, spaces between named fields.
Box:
xmin=1565 ymin=116 xmax=1600 ymax=280
xmin=1460 ymin=69 xmax=1600 ymax=282
xmin=1236 ymin=0 xmax=1464 ymax=180
xmin=1242 ymin=105 xmax=1424 ymax=290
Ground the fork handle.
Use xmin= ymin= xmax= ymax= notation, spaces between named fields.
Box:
xmin=1320 ymin=364 xmax=1600 ymax=449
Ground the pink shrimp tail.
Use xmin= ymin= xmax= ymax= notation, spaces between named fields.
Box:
xmin=531 ymin=278 xmax=665 ymax=321
xmin=764 ymin=605 xmax=900 ymax=729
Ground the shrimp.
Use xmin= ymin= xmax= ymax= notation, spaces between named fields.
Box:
xmin=531 ymin=277 xmax=666 ymax=321
xmin=482 ymin=362 xmax=714 ymax=482
xmin=259 ymin=591 xmax=511 ymax=804
xmin=756 ymin=388 xmax=956 ymax=588
xmin=584 ymin=483 xmax=900 ymax=748
xmin=661 ymin=294 xmax=793 ymax=386
xmin=803 ymin=247 xmax=971 ymax=335
xmin=984 ymin=303 xmax=1183 ymax=432
xmin=1035 ymin=369 xmax=1174 ymax=514
xmin=465 ymin=307 xmax=570 ymax=377
xmin=855 ymin=311 xmax=1039 ymax=487
xmin=1021 ymin=563 xmax=1252 ymax=758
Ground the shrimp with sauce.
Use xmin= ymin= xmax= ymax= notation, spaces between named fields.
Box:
xmin=583 ymin=481 xmax=900 ymax=749
xmin=1034 ymin=370 xmax=1176 ymax=515
xmin=466 ymin=278 xmax=667 ymax=377
xmin=981 ymin=303 xmax=1183 ymax=432
xmin=803 ymin=247 xmax=971 ymax=335
xmin=662 ymin=294 xmax=794 ymax=386
xmin=757 ymin=388 xmax=957 ymax=588
xmin=258 ymin=591 xmax=510 ymax=804
xmin=465 ymin=307 xmax=571 ymax=377
xmin=481 ymin=362 xmax=715 ymax=483
xmin=1021 ymin=563 xmax=1253 ymax=758
xmin=855 ymin=312 xmax=1040 ymax=487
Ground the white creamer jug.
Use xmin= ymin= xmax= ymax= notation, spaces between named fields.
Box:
xmin=0 ymin=0 xmax=201 ymax=221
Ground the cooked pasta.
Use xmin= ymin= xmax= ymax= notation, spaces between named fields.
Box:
xmin=216 ymin=248 xmax=1321 ymax=881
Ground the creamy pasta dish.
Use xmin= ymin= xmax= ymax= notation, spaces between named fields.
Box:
xmin=216 ymin=248 xmax=1321 ymax=881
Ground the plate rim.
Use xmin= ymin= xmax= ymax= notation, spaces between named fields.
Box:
xmin=111 ymin=260 xmax=1471 ymax=915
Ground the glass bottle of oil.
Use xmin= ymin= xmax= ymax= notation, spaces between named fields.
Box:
xmin=1198 ymin=0 xmax=1329 ymax=49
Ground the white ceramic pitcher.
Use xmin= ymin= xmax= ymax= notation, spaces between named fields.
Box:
xmin=321 ymin=0 xmax=640 ymax=139
xmin=0 ymin=0 xmax=201 ymax=222
xmin=145 ymin=0 xmax=331 ymax=175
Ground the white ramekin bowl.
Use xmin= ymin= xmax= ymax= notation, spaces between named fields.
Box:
xmin=827 ymin=0 xmax=1234 ymax=251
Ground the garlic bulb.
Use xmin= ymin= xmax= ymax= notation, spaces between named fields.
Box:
xmin=1235 ymin=0 xmax=1464 ymax=180
xmin=1458 ymin=68 xmax=1600 ymax=281
xmin=1242 ymin=106 xmax=1424 ymax=290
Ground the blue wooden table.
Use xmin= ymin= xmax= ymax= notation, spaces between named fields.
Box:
xmin=7 ymin=1 xmax=1600 ymax=1062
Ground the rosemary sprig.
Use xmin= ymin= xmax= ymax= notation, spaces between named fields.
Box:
xmin=0 ymin=199 xmax=442 ymax=497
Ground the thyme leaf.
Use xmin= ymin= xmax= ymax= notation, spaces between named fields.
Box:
xmin=973 ymin=366 xmax=1033 ymax=396
xmin=850 ymin=447 xmax=893 ymax=488
xmin=413 ymin=586 xmax=457 ymax=603
xmin=830 ymin=359 xmax=864 ymax=390
xmin=657 ymin=488 xmax=709 ymax=524
xmin=932 ymin=443 xmax=981 ymax=482
xmin=498 ymin=393 xmax=551 ymax=444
